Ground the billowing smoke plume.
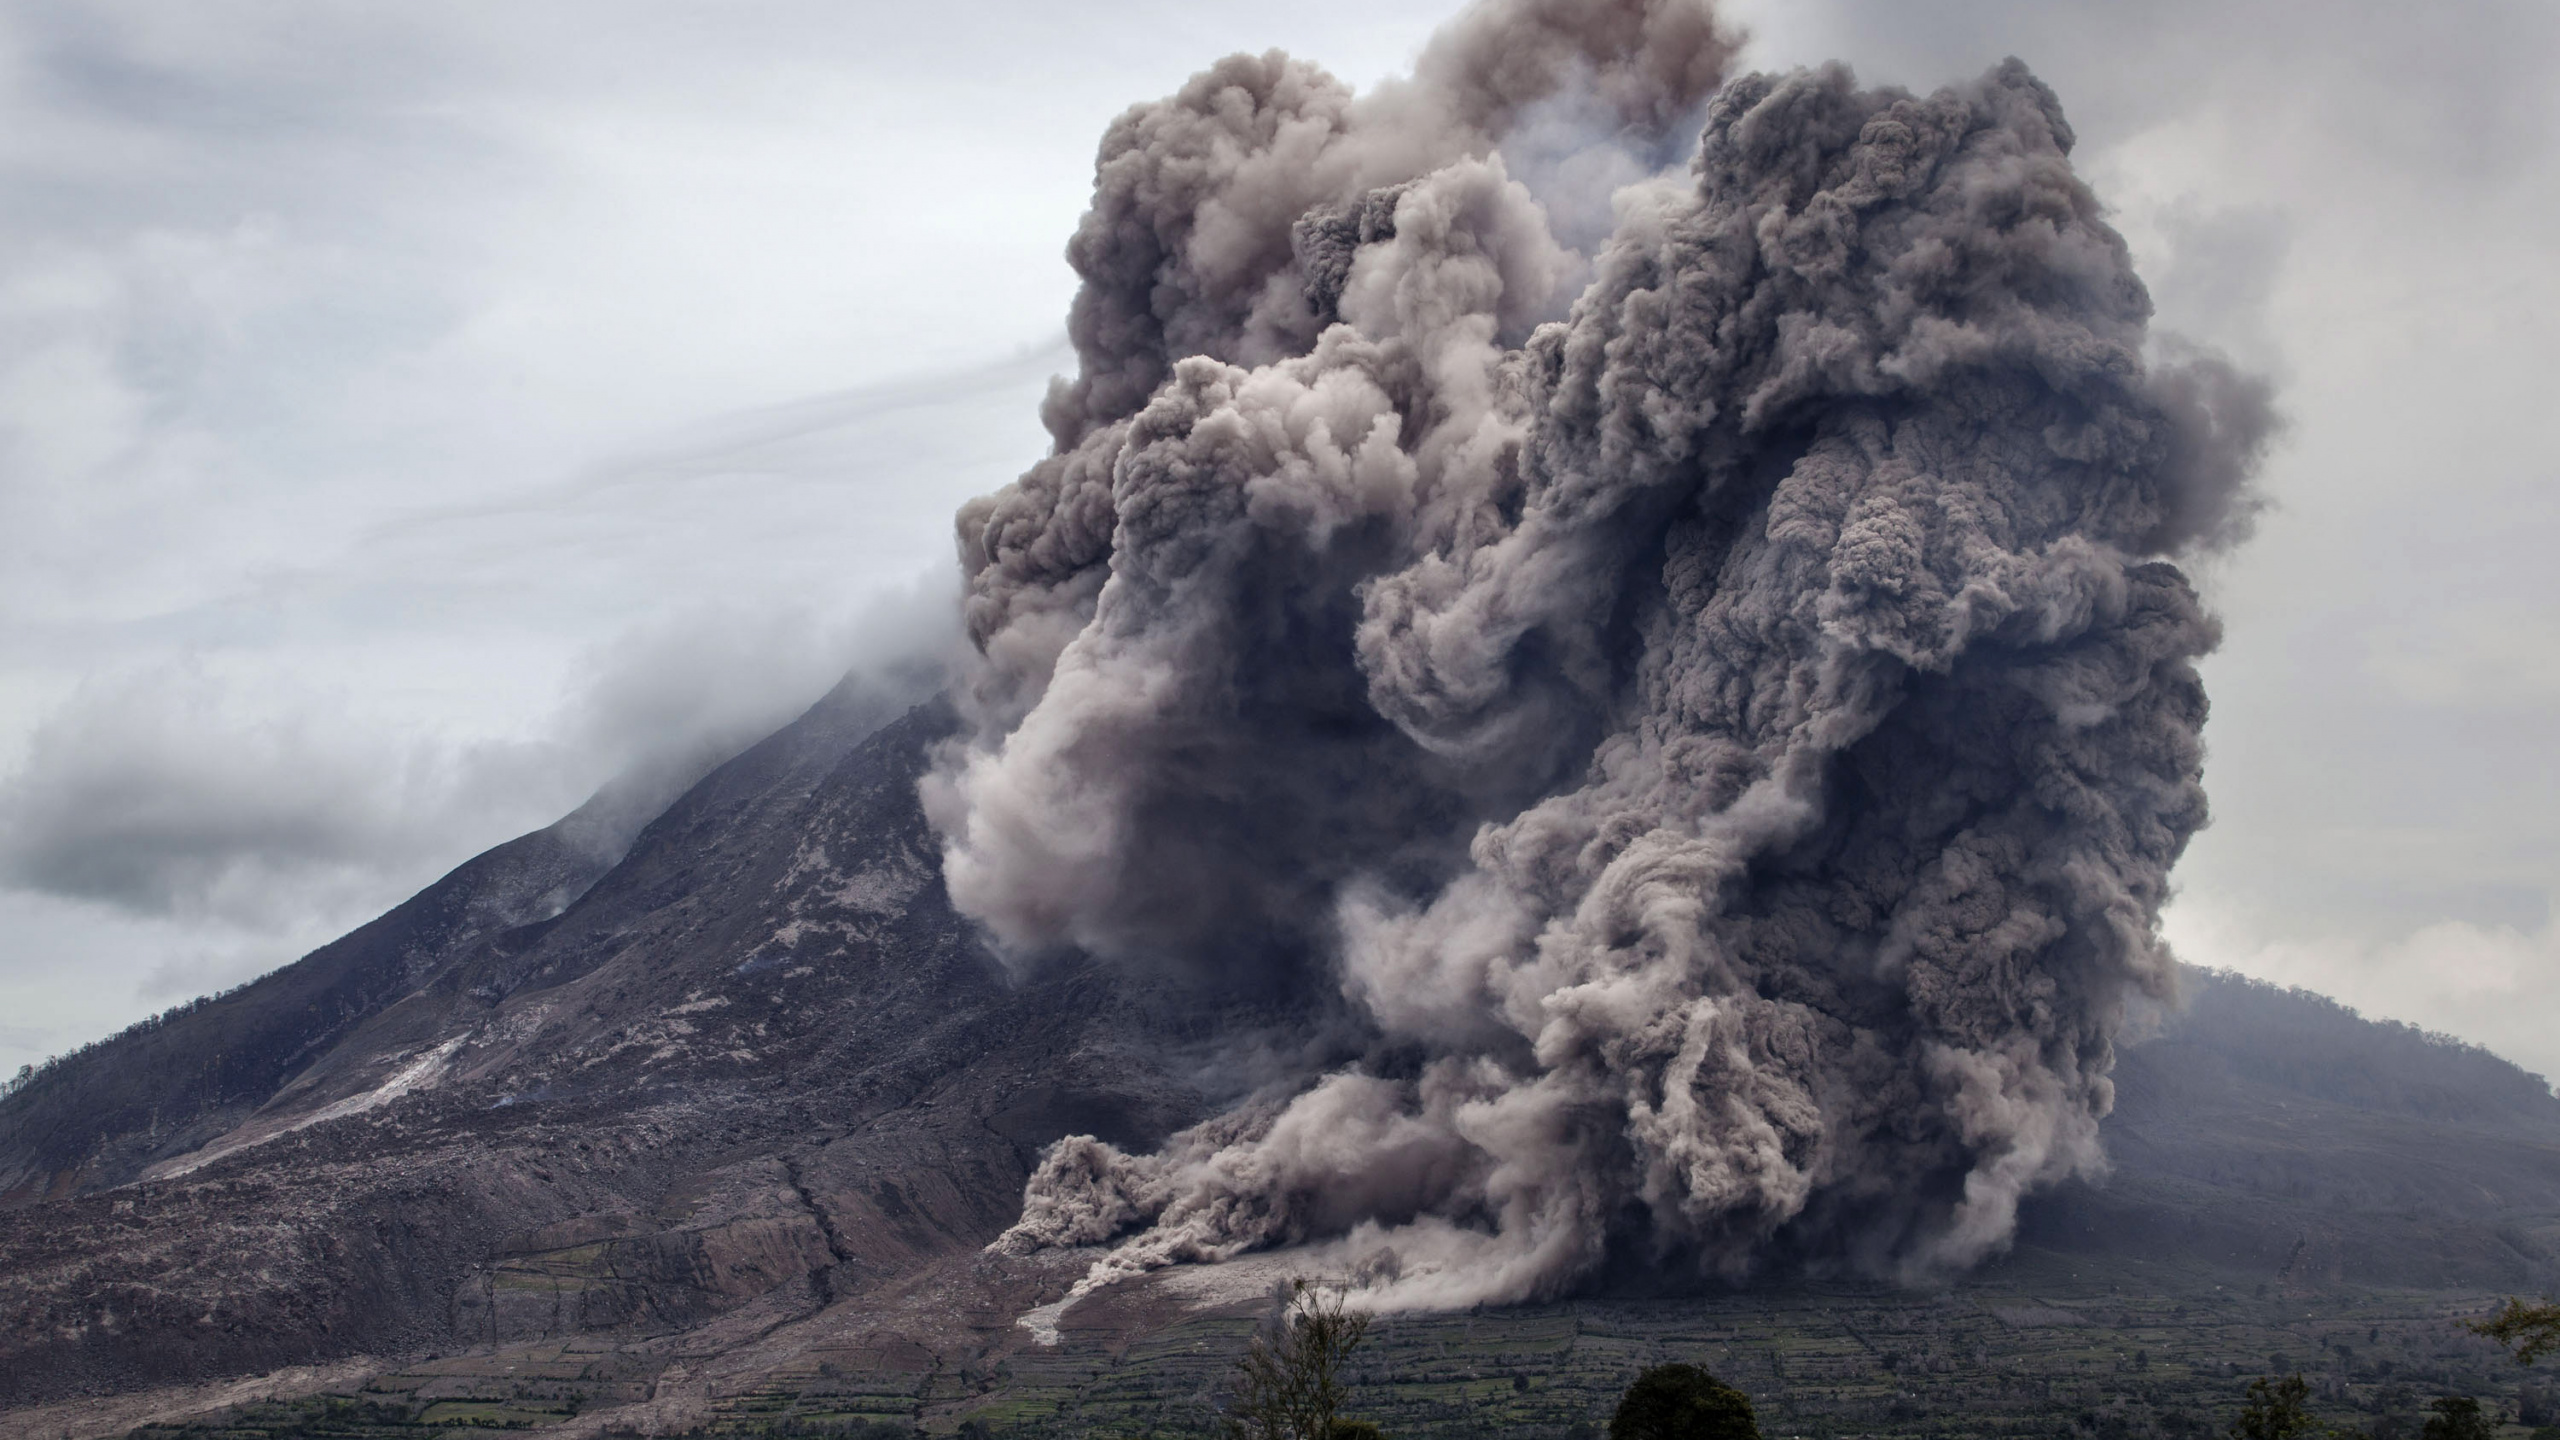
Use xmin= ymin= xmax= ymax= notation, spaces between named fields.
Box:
xmin=926 ymin=0 xmax=2275 ymax=1310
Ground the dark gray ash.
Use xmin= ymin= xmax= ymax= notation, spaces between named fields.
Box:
xmin=928 ymin=0 xmax=2278 ymax=1308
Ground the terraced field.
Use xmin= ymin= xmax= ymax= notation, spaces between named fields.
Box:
xmin=882 ymin=1250 xmax=2537 ymax=1440
xmin=124 ymin=1243 xmax=2553 ymax=1440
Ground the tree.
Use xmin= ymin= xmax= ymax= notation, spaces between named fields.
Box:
xmin=2230 ymin=1374 xmax=2314 ymax=1440
xmin=2419 ymin=1397 xmax=2493 ymax=1440
xmin=2470 ymin=1299 xmax=2560 ymax=1365
xmin=1224 ymin=1278 xmax=1372 ymax=1440
xmin=1609 ymin=1363 xmax=1761 ymax=1440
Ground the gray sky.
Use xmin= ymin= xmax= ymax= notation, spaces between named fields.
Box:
xmin=2 ymin=0 xmax=2554 ymax=1082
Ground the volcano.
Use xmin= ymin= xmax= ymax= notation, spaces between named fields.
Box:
xmin=3 ymin=689 xmax=2557 ymax=1435
xmin=1 ymin=2 xmax=2548 ymax=1432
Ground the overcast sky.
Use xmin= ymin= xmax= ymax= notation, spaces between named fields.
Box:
xmin=1 ymin=0 xmax=2554 ymax=1083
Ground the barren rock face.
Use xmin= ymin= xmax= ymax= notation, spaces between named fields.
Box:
xmin=0 ymin=695 xmax=1214 ymax=1407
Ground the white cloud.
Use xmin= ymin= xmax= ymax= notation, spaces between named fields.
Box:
xmin=0 ymin=1 xmax=1474 ymax=1075
xmin=2362 ymin=603 xmax=2560 ymax=709
xmin=0 ymin=658 xmax=560 ymax=924
xmin=2 ymin=0 xmax=2557 ymax=1089
xmin=2166 ymin=888 xmax=2560 ymax=1083
xmin=0 ymin=572 xmax=961 ymax=918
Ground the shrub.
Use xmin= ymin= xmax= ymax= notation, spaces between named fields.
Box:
xmin=1609 ymin=1363 xmax=1760 ymax=1440
xmin=1224 ymin=1278 xmax=1374 ymax=1440
xmin=2420 ymin=1396 xmax=2494 ymax=1440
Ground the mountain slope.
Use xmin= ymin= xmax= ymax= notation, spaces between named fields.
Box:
xmin=0 ymin=796 xmax=615 ymax=1204
xmin=0 ymin=674 xmax=909 ymax=1204
xmin=2022 ymin=969 xmax=2560 ymax=1290
xmin=3 ymin=690 xmax=2558 ymax=1415
xmin=0 ymin=691 xmax=1211 ymax=1406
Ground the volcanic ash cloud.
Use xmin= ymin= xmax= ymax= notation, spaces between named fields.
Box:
xmin=924 ymin=0 xmax=2276 ymax=1309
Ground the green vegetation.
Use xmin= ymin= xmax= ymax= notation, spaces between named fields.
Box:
xmin=2471 ymin=1299 xmax=2560 ymax=1367
xmin=1222 ymin=1278 xmax=1374 ymax=1440
xmin=692 ymin=1254 xmax=2532 ymax=1436
xmin=1608 ymin=1364 xmax=1758 ymax=1440
xmin=130 ymin=1396 xmax=428 ymax=1438
xmin=2417 ymin=1395 xmax=2494 ymax=1440
xmin=678 ymin=1259 xmax=2546 ymax=1438
xmin=120 ymin=1247 xmax=2560 ymax=1440
xmin=125 ymin=1393 xmax=584 ymax=1437
xmin=127 ymin=1401 xmax=917 ymax=1440
xmin=2226 ymin=1374 xmax=2324 ymax=1440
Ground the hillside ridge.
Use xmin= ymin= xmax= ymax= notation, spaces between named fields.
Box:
xmin=0 ymin=686 xmax=2554 ymax=1417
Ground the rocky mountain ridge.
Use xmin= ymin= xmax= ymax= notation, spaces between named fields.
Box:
xmin=0 ymin=684 xmax=1214 ymax=1407
xmin=3 ymin=681 xmax=2557 ymax=1422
